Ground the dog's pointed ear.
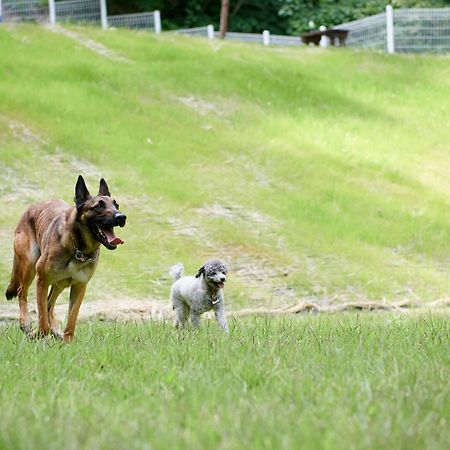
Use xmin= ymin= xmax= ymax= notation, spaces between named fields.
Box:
xmin=195 ymin=266 xmax=205 ymax=278
xmin=74 ymin=175 xmax=91 ymax=209
xmin=98 ymin=178 xmax=111 ymax=197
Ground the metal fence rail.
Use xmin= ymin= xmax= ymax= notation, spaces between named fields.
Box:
xmin=1 ymin=2 xmax=448 ymax=53
xmin=334 ymin=12 xmax=387 ymax=50
xmin=0 ymin=1 xmax=161 ymax=32
xmin=175 ymin=26 xmax=210 ymax=37
xmin=221 ymin=31 xmax=264 ymax=44
xmin=174 ymin=10 xmax=450 ymax=53
xmin=334 ymin=7 xmax=450 ymax=53
xmin=1 ymin=0 xmax=49 ymax=23
xmin=108 ymin=12 xmax=155 ymax=30
xmin=55 ymin=0 xmax=100 ymax=24
xmin=394 ymin=8 xmax=450 ymax=53
xmin=174 ymin=28 xmax=303 ymax=47
xmin=270 ymin=34 xmax=303 ymax=47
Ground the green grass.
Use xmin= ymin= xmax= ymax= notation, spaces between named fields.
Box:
xmin=1 ymin=25 xmax=448 ymax=450
xmin=0 ymin=314 xmax=448 ymax=450
xmin=0 ymin=24 xmax=449 ymax=307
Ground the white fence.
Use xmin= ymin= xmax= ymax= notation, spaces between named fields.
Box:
xmin=335 ymin=5 xmax=450 ymax=53
xmin=175 ymin=25 xmax=214 ymax=38
xmin=1 ymin=0 xmax=49 ymax=23
xmin=0 ymin=0 xmax=161 ymax=32
xmin=54 ymin=0 xmax=100 ymax=24
xmin=394 ymin=8 xmax=450 ymax=53
xmin=334 ymin=12 xmax=387 ymax=51
xmin=175 ymin=7 xmax=449 ymax=54
xmin=221 ymin=31 xmax=266 ymax=44
xmin=270 ymin=34 xmax=303 ymax=47
xmin=1 ymin=2 xmax=448 ymax=53
xmin=175 ymin=26 xmax=303 ymax=47
xmin=108 ymin=12 xmax=158 ymax=31
xmin=224 ymin=31 xmax=304 ymax=46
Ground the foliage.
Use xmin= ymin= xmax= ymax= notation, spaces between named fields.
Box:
xmin=279 ymin=0 xmax=450 ymax=34
xmin=106 ymin=0 xmax=288 ymax=32
xmin=105 ymin=0 xmax=450 ymax=32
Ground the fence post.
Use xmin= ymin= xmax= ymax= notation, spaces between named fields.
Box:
xmin=262 ymin=30 xmax=270 ymax=46
xmin=207 ymin=24 xmax=214 ymax=39
xmin=0 ymin=0 xmax=3 ymax=23
xmin=100 ymin=0 xmax=108 ymax=30
xmin=386 ymin=4 xmax=395 ymax=53
xmin=48 ymin=0 xmax=56 ymax=25
xmin=154 ymin=10 xmax=161 ymax=34
xmin=319 ymin=25 xmax=330 ymax=47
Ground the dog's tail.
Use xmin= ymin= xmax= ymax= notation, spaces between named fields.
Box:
xmin=169 ymin=263 xmax=184 ymax=281
xmin=5 ymin=255 xmax=20 ymax=300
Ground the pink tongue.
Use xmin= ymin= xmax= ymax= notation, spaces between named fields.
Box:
xmin=218 ymin=282 xmax=224 ymax=289
xmin=104 ymin=228 xmax=124 ymax=246
xmin=110 ymin=237 xmax=124 ymax=246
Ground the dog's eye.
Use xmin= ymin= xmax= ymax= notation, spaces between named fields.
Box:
xmin=96 ymin=200 xmax=106 ymax=209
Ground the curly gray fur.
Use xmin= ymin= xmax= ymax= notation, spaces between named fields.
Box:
xmin=169 ymin=259 xmax=229 ymax=332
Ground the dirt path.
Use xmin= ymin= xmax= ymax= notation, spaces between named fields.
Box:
xmin=1 ymin=297 xmax=449 ymax=325
xmin=46 ymin=25 xmax=130 ymax=63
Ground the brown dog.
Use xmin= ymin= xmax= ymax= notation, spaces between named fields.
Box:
xmin=5 ymin=175 xmax=126 ymax=341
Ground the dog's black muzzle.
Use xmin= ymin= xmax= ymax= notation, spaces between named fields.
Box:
xmin=114 ymin=213 xmax=127 ymax=227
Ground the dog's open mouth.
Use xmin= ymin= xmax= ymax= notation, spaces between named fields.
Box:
xmin=217 ymin=282 xmax=225 ymax=289
xmin=92 ymin=224 xmax=124 ymax=250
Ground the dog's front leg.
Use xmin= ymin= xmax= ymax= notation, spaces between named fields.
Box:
xmin=64 ymin=283 xmax=86 ymax=342
xmin=190 ymin=311 xmax=201 ymax=329
xmin=35 ymin=275 xmax=50 ymax=337
xmin=47 ymin=285 xmax=65 ymax=339
xmin=213 ymin=304 xmax=229 ymax=333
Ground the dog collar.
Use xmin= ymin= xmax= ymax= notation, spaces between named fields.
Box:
xmin=211 ymin=296 xmax=221 ymax=306
xmin=74 ymin=247 xmax=99 ymax=263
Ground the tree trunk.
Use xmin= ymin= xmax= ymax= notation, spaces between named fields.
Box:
xmin=219 ymin=0 xmax=229 ymax=39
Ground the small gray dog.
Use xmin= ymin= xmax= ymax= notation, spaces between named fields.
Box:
xmin=169 ymin=259 xmax=229 ymax=332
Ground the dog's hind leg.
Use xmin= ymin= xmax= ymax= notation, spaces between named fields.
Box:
xmin=174 ymin=302 xmax=189 ymax=328
xmin=16 ymin=262 xmax=35 ymax=335
xmin=14 ymin=246 xmax=38 ymax=335
xmin=47 ymin=285 xmax=64 ymax=339
xmin=8 ymin=224 xmax=40 ymax=336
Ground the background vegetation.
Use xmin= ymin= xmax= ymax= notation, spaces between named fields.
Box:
xmin=105 ymin=0 xmax=450 ymax=32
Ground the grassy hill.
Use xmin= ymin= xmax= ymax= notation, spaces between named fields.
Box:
xmin=0 ymin=23 xmax=449 ymax=310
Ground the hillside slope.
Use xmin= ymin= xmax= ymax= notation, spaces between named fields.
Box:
xmin=0 ymin=24 xmax=449 ymax=310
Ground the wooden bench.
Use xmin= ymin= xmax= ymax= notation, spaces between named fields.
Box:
xmin=301 ymin=29 xmax=349 ymax=47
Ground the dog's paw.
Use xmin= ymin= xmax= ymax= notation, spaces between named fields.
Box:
xmin=51 ymin=329 xmax=64 ymax=340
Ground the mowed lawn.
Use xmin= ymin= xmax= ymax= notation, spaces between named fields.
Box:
xmin=0 ymin=314 xmax=448 ymax=450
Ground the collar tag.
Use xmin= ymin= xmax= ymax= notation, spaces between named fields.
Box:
xmin=75 ymin=248 xmax=99 ymax=263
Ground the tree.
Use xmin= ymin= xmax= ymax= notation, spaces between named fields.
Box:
xmin=219 ymin=0 xmax=229 ymax=38
xmin=106 ymin=0 xmax=450 ymax=33
xmin=278 ymin=0 xmax=450 ymax=34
